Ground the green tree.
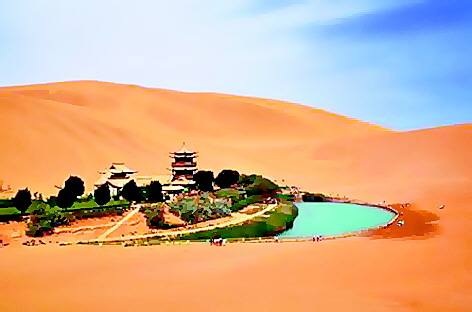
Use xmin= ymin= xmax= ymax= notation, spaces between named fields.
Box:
xmin=121 ymin=180 xmax=142 ymax=202
xmin=145 ymin=181 xmax=164 ymax=202
xmin=12 ymin=188 xmax=32 ymax=214
xmin=64 ymin=176 xmax=85 ymax=198
xmin=57 ymin=188 xmax=75 ymax=209
xmin=194 ymin=170 xmax=214 ymax=192
xmin=94 ymin=184 xmax=111 ymax=206
xmin=215 ymin=170 xmax=240 ymax=188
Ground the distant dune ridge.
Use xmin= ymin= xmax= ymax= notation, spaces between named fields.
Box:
xmin=0 ymin=80 xmax=470 ymax=203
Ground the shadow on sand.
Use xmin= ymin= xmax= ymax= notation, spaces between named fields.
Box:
xmin=366 ymin=203 xmax=440 ymax=240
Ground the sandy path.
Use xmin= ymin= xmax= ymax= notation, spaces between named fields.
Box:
xmin=97 ymin=206 xmax=141 ymax=240
xmin=83 ymin=203 xmax=277 ymax=244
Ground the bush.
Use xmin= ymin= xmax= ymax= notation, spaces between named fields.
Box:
xmin=194 ymin=170 xmax=214 ymax=192
xmin=26 ymin=202 xmax=69 ymax=237
xmin=94 ymin=184 xmax=111 ymax=206
xmin=169 ymin=193 xmax=231 ymax=224
xmin=239 ymin=174 xmax=258 ymax=187
xmin=47 ymin=196 xmax=58 ymax=208
xmin=12 ymin=188 xmax=32 ymax=214
xmin=144 ymin=204 xmax=172 ymax=229
xmin=245 ymin=176 xmax=279 ymax=196
xmin=215 ymin=170 xmax=240 ymax=188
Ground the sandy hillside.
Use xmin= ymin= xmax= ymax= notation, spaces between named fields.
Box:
xmin=0 ymin=81 xmax=471 ymax=311
xmin=0 ymin=80 xmax=388 ymax=195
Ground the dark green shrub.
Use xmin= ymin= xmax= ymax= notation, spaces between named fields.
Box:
xmin=26 ymin=202 xmax=69 ymax=237
xmin=239 ymin=174 xmax=258 ymax=187
xmin=245 ymin=176 xmax=279 ymax=196
xmin=144 ymin=205 xmax=172 ymax=229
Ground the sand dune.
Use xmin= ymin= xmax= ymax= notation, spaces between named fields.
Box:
xmin=0 ymin=81 xmax=471 ymax=311
xmin=0 ymin=80 xmax=389 ymax=195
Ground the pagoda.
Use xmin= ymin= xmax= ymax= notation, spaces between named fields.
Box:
xmin=169 ymin=143 xmax=198 ymax=183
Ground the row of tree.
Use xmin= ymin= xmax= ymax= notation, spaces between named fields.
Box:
xmin=10 ymin=168 xmax=278 ymax=213
xmin=11 ymin=176 xmax=165 ymax=214
xmin=194 ymin=169 xmax=240 ymax=192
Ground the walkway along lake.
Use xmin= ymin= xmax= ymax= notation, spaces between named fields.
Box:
xmin=278 ymin=202 xmax=397 ymax=238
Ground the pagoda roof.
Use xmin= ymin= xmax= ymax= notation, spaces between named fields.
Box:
xmin=170 ymin=143 xmax=197 ymax=155
xmin=108 ymin=162 xmax=137 ymax=174
xmin=106 ymin=178 xmax=132 ymax=188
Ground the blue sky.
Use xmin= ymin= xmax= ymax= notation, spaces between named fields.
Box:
xmin=0 ymin=0 xmax=471 ymax=130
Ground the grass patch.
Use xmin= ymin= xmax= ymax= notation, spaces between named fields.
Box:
xmin=230 ymin=195 xmax=264 ymax=212
xmin=0 ymin=199 xmax=13 ymax=208
xmin=177 ymin=203 xmax=298 ymax=240
xmin=65 ymin=199 xmax=129 ymax=211
xmin=0 ymin=207 xmax=20 ymax=215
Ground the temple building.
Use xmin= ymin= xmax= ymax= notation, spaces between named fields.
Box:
xmin=94 ymin=163 xmax=137 ymax=197
xmin=94 ymin=144 xmax=199 ymax=199
xmin=168 ymin=143 xmax=198 ymax=188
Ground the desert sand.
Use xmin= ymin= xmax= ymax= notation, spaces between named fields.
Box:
xmin=0 ymin=81 xmax=471 ymax=311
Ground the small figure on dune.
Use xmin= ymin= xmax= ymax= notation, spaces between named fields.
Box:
xmin=439 ymin=204 xmax=445 ymax=209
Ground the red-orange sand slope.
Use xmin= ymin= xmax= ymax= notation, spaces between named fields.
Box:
xmin=0 ymin=81 xmax=471 ymax=311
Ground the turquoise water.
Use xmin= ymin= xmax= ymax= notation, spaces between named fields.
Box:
xmin=279 ymin=202 xmax=396 ymax=238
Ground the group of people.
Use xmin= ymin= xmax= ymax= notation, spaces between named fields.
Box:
xmin=22 ymin=239 xmax=46 ymax=246
xmin=312 ymin=235 xmax=323 ymax=242
xmin=210 ymin=238 xmax=226 ymax=246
